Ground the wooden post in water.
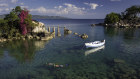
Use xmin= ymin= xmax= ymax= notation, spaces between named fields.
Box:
xmin=53 ymin=27 xmax=55 ymax=32
xmin=58 ymin=26 xmax=60 ymax=33
xmin=64 ymin=27 xmax=66 ymax=31
xmin=57 ymin=26 xmax=61 ymax=36
xmin=48 ymin=27 xmax=50 ymax=32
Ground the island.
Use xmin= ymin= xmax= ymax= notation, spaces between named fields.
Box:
xmin=0 ymin=6 xmax=55 ymax=42
xmin=92 ymin=5 xmax=140 ymax=28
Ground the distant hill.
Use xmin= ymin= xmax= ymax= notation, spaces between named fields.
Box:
xmin=0 ymin=15 xmax=69 ymax=19
xmin=0 ymin=14 xmax=6 ymax=19
xmin=32 ymin=15 xmax=69 ymax=19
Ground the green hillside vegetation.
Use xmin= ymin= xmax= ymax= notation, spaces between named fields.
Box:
xmin=0 ymin=15 xmax=69 ymax=19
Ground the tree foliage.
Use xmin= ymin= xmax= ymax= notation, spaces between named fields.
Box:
xmin=3 ymin=11 xmax=20 ymax=38
xmin=122 ymin=5 xmax=140 ymax=19
xmin=19 ymin=9 xmax=33 ymax=35
xmin=122 ymin=5 xmax=140 ymax=26
xmin=19 ymin=10 xmax=28 ymax=35
xmin=0 ymin=6 xmax=34 ymax=38
xmin=104 ymin=12 xmax=120 ymax=24
xmin=104 ymin=5 xmax=140 ymax=27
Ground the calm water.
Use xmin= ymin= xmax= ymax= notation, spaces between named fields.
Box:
xmin=0 ymin=19 xmax=140 ymax=79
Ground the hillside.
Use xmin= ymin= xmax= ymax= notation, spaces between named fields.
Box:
xmin=32 ymin=15 xmax=69 ymax=19
xmin=0 ymin=15 xmax=69 ymax=19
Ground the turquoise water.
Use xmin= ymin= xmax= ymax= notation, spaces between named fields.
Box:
xmin=0 ymin=19 xmax=140 ymax=79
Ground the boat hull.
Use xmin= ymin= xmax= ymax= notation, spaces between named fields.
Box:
xmin=85 ymin=40 xmax=105 ymax=48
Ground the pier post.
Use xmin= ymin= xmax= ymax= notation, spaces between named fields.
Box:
xmin=57 ymin=26 xmax=61 ymax=36
xmin=64 ymin=27 xmax=66 ymax=31
xmin=48 ymin=27 xmax=50 ymax=32
xmin=58 ymin=26 xmax=60 ymax=33
xmin=53 ymin=27 xmax=55 ymax=32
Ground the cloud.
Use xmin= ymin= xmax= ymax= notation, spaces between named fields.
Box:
xmin=30 ymin=3 xmax=86 ymax=15
xmin=0 ymin=8 xmax=3 ymax=12
xmin=5 ymin=8 xmax=10 ymax=11
xmin=30 ymin=6 xmax=47 ymax=14
xmin=84 ymin=3 xmax=99 ymax=10
xmin=63 ymin=3 xmax=85 ymax=15
xmin=0 ymin=3 xmax=8 ymax=7
xmin=0 ymin=0 xmax=7 ymax=1
xmin=54 ymin=6 xmax=63 ymax=9
xmin=20 ymin=3 xmax=24 ymax=5
xmin=0 ymin=8 xmax=11 ymax=13
xmin=110 ymin=0 xmax=121 ymax=1
xmin=11 ymin=0 xmax=18 ymax=3
xmin=20 ymin=6 xmax=29 ymax=9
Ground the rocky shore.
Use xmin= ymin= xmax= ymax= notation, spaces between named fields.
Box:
xmin=0 ymin=20 xmax=89 ymax=43
xmin=91 ymin=22 xmax=140 ymax=28
xmin=0 ymin=21 xmax=54 ymax=42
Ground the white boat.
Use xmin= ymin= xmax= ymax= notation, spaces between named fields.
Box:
xmin=85 ymin=45 xmax=105 ymax=56
xmin=85 ymin=40 xmax=105 ymax=48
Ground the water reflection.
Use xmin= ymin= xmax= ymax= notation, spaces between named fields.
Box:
xmin=85 ymin=45 xmax=105 ymax=56
xmin=123 ymin=29 xmax=135 ymax=39
xmin=105 ymin=27 xmax=119 ymax=37
xmin=0 ymin=40 xmax=49 ymax=63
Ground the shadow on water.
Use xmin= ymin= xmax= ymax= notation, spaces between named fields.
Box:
xmin=123 ymin=28 xmax=135 ymax=39
xmin=104 ymin=27 xmax=119 ymax=37
xmin=0 ymin=40 xmax=49 ymax=63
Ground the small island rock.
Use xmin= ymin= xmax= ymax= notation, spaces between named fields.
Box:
xmin=81 ymin=34 xmax=88 ymax=39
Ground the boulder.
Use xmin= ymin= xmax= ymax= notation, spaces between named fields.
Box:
xmin=32 ymin=21 xmax=48 ymax=33
xmin=26 ymin=35 xmax=33 ymax=39
xmin=35 ymin=36 xmax=40 ymax=40
xmin=22 ymin=38 xmax=25 ymax=40
xmin=74 ymin=32 xmax=78 ymax=35
xmin=64 ymin=29 xmax=72 ymax=34
xmin=91 ymin=24 xmax=95 ymax=26
xmin=41 ymin=36 xmax=53 ymax=41
xmin=81 ymin=34 xmax=88 ymax=39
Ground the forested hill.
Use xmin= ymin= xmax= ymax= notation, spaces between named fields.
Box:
xmin=0 ymin=15 xmax=69 ymax=19
xmin=32 ymin=15 xmax=69 ymax=19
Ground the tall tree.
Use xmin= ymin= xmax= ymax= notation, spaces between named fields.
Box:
xmin=104 ymin=12 xmax=120 ymax=24
xmin=14 ymin=6 xmax=22 ymax=15
xmin=4 ymin=12 xmax=20 ymax=37
xmin=122 ymin=5 xmax=140 ymax=26
xmin=19 ymin=9 xmax=29 ymax=35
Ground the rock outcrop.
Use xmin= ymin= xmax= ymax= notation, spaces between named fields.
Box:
xmin=32 ymin=21 xmax=48 ymax=33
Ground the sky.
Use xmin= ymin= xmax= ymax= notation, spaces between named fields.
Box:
xmin=0 ymin=0 xmax=140 ymax=19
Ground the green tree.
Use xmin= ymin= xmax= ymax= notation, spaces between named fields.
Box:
xmin=25 ymin=13 xmax=34 ymax=32
xmin=0 ymin=6 xmax=34 ymax=38
xmin=104 ymin=12 xmax=120 ymax=24
xmin=122 ymin=5 xmax=140 ymax=26
xmin=0 ymin=19 xmax=8 ymax=37
xmin=4 ymin=12 xmax=20 ymax=38
xmin=123 ymin=5 xmax=140 ymax=19
xmin=14 ymin=6 xmax=22 ymax=15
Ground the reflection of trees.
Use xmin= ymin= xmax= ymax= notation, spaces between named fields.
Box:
xmin=105 ymin=27 xmax=136 ymax=40
xmin=105 ymin=28 xmax=119 ymax=37
xmin=6 ymin=40 xmax=48 ymax=63
xmin=123 ymin=29 xmax=135 ymax=39
xmin=0 ymin=47 xmax=4 ymax=57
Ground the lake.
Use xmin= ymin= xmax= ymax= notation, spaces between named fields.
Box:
xmin=0 ymin=19 xmax=140 ymax=79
